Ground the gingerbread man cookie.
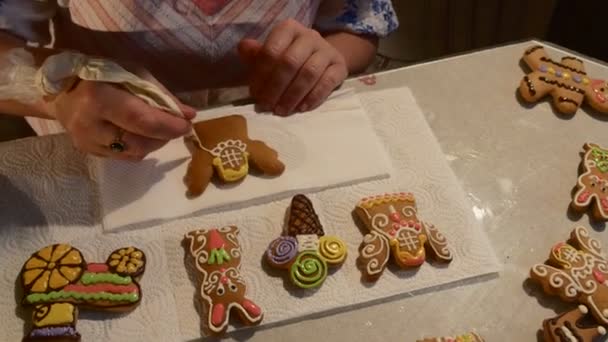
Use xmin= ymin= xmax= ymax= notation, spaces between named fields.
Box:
xmin=417 ymin=332 xmax=484 ymax=342
xmin=184 ymin=226 xmax=263 ymax=335
xmin=543 ymin=305 xmax=607 ymax=342
xmin=530 ymin=226 xmax=608 ymax=326
xmin=519 ymin=45 xmax=608 ymax=115
xmin=354 ymin=193 xmax=452 ymax=281
xmin=572 ymin=143 xmax=608 ymax=222
xmin=184 ymin=114 xmax=285 ymax=197
xmin=20 ymin=244 xmax=146 ymax=341
xmin=265 ymin=194 xmax=347 ymax=289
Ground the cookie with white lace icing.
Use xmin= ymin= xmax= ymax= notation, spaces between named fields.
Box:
xmin=354 ymin=193 xmax=452 ymax=281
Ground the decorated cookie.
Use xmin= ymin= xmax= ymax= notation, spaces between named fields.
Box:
xmin=417 ymin=332 xmax=484 ymax=342
xmin=572 ymin=143 xmax=608 ymax=221
xmin=20 ymin=244 xmax=146 ymax=341
xmin=265 ymin=194 xmax=347 ymax=289
xmin=519 ymin=45 xmax=608 ymax=115
xmin=543 ymin=305 xmax=606 ymax=342
xmin=530 ymin=226 xmax=608 ymax=326
xmin=354 ymin=193 xmax=452 ymax=281
xmin=184 ymin=226 xmax=263 ymax=335
xmin=184 ymin=114 xmax=285 ymax=197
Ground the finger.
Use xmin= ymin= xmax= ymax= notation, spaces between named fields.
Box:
xmin=250 ymin=20 xmax=301 ymax=101
xmin=105 ymin=94 xmax=193 ymax=141
xmin=237 ymin=39 xmax=262 ymax=65
xmin=89 ymin=121 xmax=168 ymax=160
xmin=141 ymin=72 xmax=198 ymax=120
xmin=297 ymin=63 xmax=348 ymax=112
xmin=261 ymin=34 xmax=320 ymax=115
xmin=117 ymin=130 xmax=168 ymax=159
xmin=274 ymin=50 xmax=330 ymax=115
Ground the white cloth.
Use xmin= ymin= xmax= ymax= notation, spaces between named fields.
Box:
xmin=95 ymin=89 xmax=393 ymax=232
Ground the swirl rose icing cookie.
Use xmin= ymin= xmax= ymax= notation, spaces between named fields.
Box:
xmin=354 ymin=193 xmax=452 ymax=281
xmin=571 ymin=143 xmax=608 ymax=222
xmin=184 ymin=226 xmax=263 ymax=335
xmin=530 ymin=226 xmax=608 ymax=339
xmin=19 ymin=244 xmax=146 ymax=342
xmin=265 ymin=194 xmax=347 ymax=289
xmin=519 ymin=45 xmax=608 ymax=115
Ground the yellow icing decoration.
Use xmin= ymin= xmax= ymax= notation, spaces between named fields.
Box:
xmin=23 ymin=269 xmax=44 ymax=286
xmin=107 ymin=247 xmax=146 ymax=276
xmin=212 ymin=153 xmax=250 ymax=182
xmin=49 ymin=269 xmax=70 ymax=289
xmin=60 ymin=266 xmax=81 ymax=282
xmin=31 ymin=270 xmax=51 ymax=292
xmin=357 ymin=192 xmax=415 ymax=209
xmin=583 ymin=78 xmax=590 ymax=85
xmin=33 ymin=303 xmax=76 ymax=327
xmin=25 ymin=257 xmax=47 ymax=270
xmin=547 ymin=67 xmax=555 ymax=74
xmin=37 ymin=246 xmax=54 ymax=262
xmin=61 ymin=250 xmax=83 ymax=265
xmin=563 ymin=72 xmax=571 ymax=80
xmin=51 ymin=244 xmax=71 ymax=262
xmin=318 ymin=236 xmax=347 ymax=265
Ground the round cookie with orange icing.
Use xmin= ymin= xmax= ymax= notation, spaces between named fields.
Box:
xmin=572 ymin=143 xmax=608 ymax=222
xmin=19 ymin=244 xmax=146 ymax=341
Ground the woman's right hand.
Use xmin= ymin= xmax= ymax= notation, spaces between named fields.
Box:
xmin=47 ymin=75 xmax=196 ymax=161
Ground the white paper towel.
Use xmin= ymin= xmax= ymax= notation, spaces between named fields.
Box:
xmin=96 ymin=89 xmax=393 ymax=232
xmin=0 ymin=87 xmax=499 ymax=342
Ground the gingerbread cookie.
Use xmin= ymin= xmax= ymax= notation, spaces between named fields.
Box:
xmin=543 ymin=305 xmax=607 ymax=342
xmin=184 ymin=226 xmax=263 ymax=335
xmin=530 ymin=226 xmax=608 ymax=326
xmin=354 ymin=193 xmax=452 ymax=281
xmin=417 ymin=332 xmax=484 ymax=342
xmin=20 ymin=244 xmax=146 ymax=341
xmin=184 ymin=114 xmax=285 ymax=197
xmin=265 ymin=194 xmax=347 ymax=289
xmin=572 ymin=143 xmax=608 ymax=222
xmin=519 ymin=45 xmax=608 ymax=115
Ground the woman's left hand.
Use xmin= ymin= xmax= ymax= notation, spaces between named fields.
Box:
xmin=238 ymin=19 xmax=348 ymax=116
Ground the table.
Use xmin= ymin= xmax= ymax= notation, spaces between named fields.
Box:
xmin=2 ymin=39 xmax=607 ymax=341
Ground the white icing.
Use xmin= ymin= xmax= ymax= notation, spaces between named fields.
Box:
xmin=579 ymin=304 xmax=589 ymax=314
xmin=361 ymin=232 xmax=390 ymax=275
xmin=296 ymin=234 xmax=319 ymax=252
xmin=598 ymin=326 xmax=607 ymax=335
xmin=559 ymin=326 xmax=577 ymax=342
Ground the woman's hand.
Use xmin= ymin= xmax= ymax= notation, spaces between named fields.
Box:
xmin=238 ymin=19 xmax=348 ymax=116
xmin=47 ymin=69 xmax=196 ymax=160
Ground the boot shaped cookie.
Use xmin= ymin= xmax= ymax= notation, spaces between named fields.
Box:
xmin=417 ymin=332 xmax=484 ymax=342
xmin=184 ymin=115 xmax=285 ymax=197
xmin=265 ymin=194 xmax=347 ymax=289
xmin=20 ymin=244 xmax=146 ymax=341
xmin=572 ymin=143 xmax=608 ymax=222
xmin=184 ymin=226 xmax=263 ymax=335
xmin=531 ymin=226 xmax=608 ymax=326
xmin=543 ymin=305 xmax=607 ymax=342
xmin=354 ymin=193 xmax=452 ymax=281
xmin=519 ymin=45 xmax=608 ymax=115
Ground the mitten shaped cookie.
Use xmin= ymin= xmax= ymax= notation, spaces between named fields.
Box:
xmin=530 ymin=227 xmax=608 ymax=326
xmin=354 ymin=193 xmax=452 ymax=281
xmin=417 ymin=332 xmax=484 ymax=342
xmin=543 ymin=305 xmax=606 ymax=342
xmin=572 ymin=143 xmax=608 ymax=222
xmin=184 ymin=115 xmax=285 ymax=197
xmin=20 ymin=244 xmax=146 ymax=341
xmin=519 ymin=45 xmax=608 ymax=115
xmin=265 ymin=194 xmax=347 ymax=289
xmin=184 ymin=226 xmax=263 ymax=335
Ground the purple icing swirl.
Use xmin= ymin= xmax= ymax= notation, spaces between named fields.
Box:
xmin=266 ymin=236 xmax=298 ymax=265
xmin=29 ymin=326 xmax=79 ymax=338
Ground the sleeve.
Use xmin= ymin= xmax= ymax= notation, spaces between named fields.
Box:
xmin=0 ymin=0 xmax=58 ymax=43
xmin=314 ymin=0 xmax=399 ymax=38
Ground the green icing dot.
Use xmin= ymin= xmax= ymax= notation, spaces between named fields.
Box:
xmin=591 ymin=147 xmax=608 ymax=173
xmin=81 ymin=272 xmax=132 ymax=285
xmin=26 ymin=291 xmax=139 ymax=304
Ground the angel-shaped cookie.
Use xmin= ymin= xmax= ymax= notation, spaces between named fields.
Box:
xmin=572 ymin=143 xmax=608 ymax=222
xmin=184 ymin=226 xmax=263 ymax=335
xmin=184 ymin=115 xmax=285 ymax=197
xmin=530 ymin=226 xmax=608 ymax=326
xmin=354 ymin=193 xmax=452 ymax=281
xmin=542 ymin=305 xmax=606 ymax=342
xmin=519 ymin=45 xmax=608 ymax=115
xmin=265 ymin=194 xmax=347 ymax=289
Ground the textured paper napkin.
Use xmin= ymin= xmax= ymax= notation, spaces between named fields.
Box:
xmin=95 ymin=89 xmax=393 ymax=232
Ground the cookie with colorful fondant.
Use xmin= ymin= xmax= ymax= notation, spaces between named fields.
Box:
xmin=519 ymin=45 xmax=608 ymax=115
xmin=20 ymin=244 xmax=146 ymax=341
xmin=354 ymin=193 xmax=452 ymax=281
xmin=265 ymin=194 xmax=347 ymax=289
xmin=572 ymin=143 xmax=608 ymax=222
xmin=417 ymin=332 xmax=484 ymax=342
xmin=184 ymin=226 xmax=263 ymax=335
xmin=184 ymin=114 xmax=285 ymax=197
xmin=542 ymin=305 xmax=606 ymax=342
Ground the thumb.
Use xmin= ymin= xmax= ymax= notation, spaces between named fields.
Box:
xmin=238 ymin=39 xmax=262 ymax=65
xmin=178 ymin=102 xmax=196 ymax=120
